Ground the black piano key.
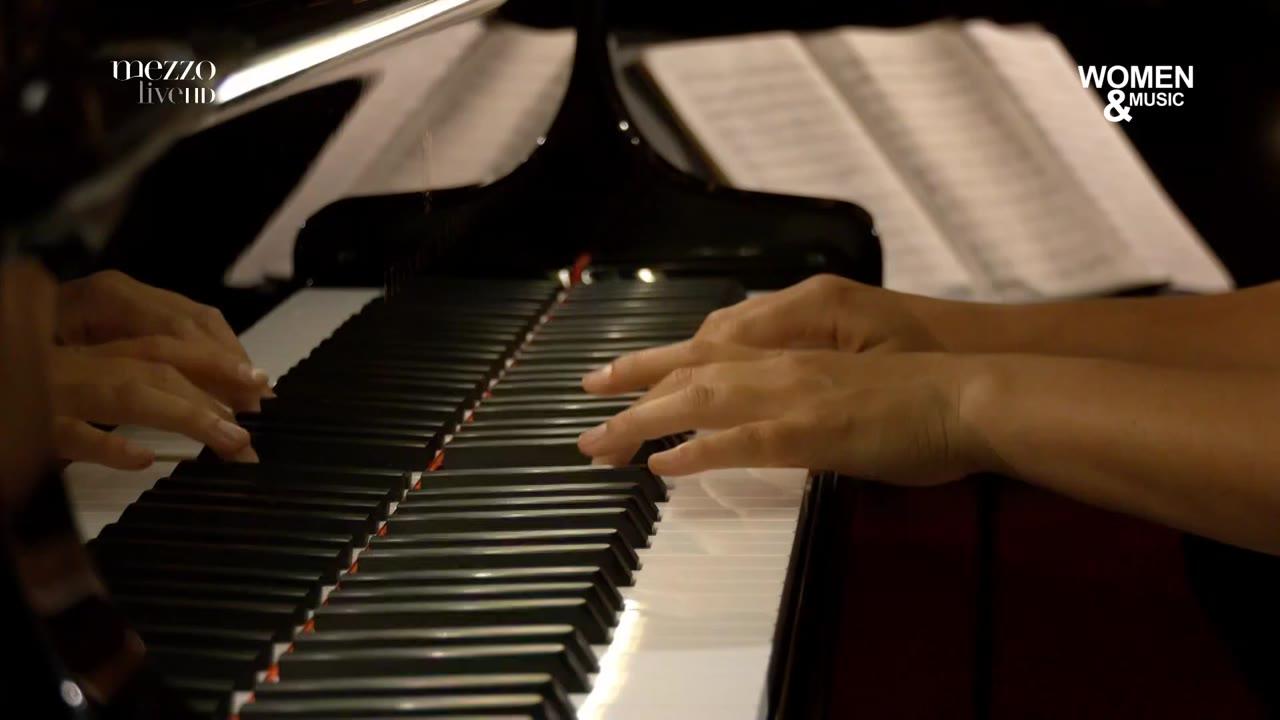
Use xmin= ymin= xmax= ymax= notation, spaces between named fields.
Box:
xmin=283 ymin=364 xmax=493 ymax=387
xmin=146 ymin=644 xmax=269 ymax=688
xmin=327 ymin=581 xmax=616 ymax=621
xmin=312 ymin=596 xmax=612 ymax=643
xmin=419 ymin=465 xmax=668 ymax=503
xmin=113 ymin=595 xmax=305 ymax=640
xmin=462 ymin=416 xmax=610 ymax=432
xmin=353 ymin=544 xmax=632 ymax=589
xmin=136 ymin=486 xmax=389 ymax=520
xmin=96 ymin=521 xmax=359 ymax=560
xmin=451 ymin=426 xmax=593 ymax=442
xmin=293 ymin=358 xmax=496 ymax=380
xmin=405 ymin=483 xmax=660 ymax=526
xmin=248 ymin=432 xmax=438 ymax=471
xmin=385 ymin=507 xmax=646 ymax=548
xmin=257 ymin=397 xmax=466 ymax=424
xmin=106 ymin=578 xmax=317 ymax=609
xmin=336 ymin=567 xmax=618 ymax=612
xmin=372 ymin=528 xmax=640 ymax=572
xmin=91 ymin=560 xmax=326 ymax=606
xmin=251 ymin=673 xmax=569 ymax=711
xmin=90 ymin=537 xmax=350 ymax=583
xmin=274 ymin=375 xmax=484 ymax=402
xmin=470 ymin=401 xmax=632 ymax=421
xmin=395 ymin=494 xmax=655 ymax=537
xmin=288 ymin=625 xmax=597 ymax=673
xmin=171 ymin=461 xmax=413 ymax=492
xmin=133 ymin=623 xmax=277 ymax=658
xmin=151 ymin=477 xmax=396 ymax=518
xmin=480 ymin=392 xmax=642 ymax=405
xmin=238 ymin=416 xmax=449 ymax=448
xmin=118 ymin=501 xmax=377 ymax=538
xmin=437 ymin=440 xmax=592 ymax=468
xmin=241 ymin=692 xmax=562 ymax=719
xmin=277 ymin=644 xmax=590 ymax=695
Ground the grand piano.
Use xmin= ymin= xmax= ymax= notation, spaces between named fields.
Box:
xmin=4 ymin=0 xmax=1278 ymax=718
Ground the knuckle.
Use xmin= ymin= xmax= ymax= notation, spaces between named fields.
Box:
xmin=686 ymin=338 xmax=713 ymax=358
xmin=92 ymin=269 xmax=128 ymax=288
xmin=137 ymin=335 xmax=168 ymax=358
xmin=148 ymin=362 xmax=180 ymax=386
xmin=113 ymin=379 xmax=149 ymax=411
xmin=738 ymin=423 xmax=773 ymax=451
xmin=667 ymin=365 xmax=696 ymax=387
xmin=171 ymin=316 xmax=200 ymax=338
xmin=684 ymin=383 xmax=717 ymax=410
xmin=698 ymin=309 xmax=730 ymax=336
xmin=198 ymin=305 xmax=227 ymax=328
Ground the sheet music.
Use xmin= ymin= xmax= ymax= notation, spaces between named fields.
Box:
xmin=962 ymin=21 xmax=1233 ymax=293
xmin=359 ymin=24 xmax=574 ymax=193
xmin=226 ymin=20 xmax=486 ymax=286
xmin=641 ymin=33 xmax=977 ymax=300
xmin=808 ymin=25 xmax=1163 ymax=301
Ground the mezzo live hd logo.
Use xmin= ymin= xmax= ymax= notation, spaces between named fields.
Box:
xmin=1077 ymin=65 xmax=1193 ymax=122
xmin=111 ymin=60 xmax=218 ymax=104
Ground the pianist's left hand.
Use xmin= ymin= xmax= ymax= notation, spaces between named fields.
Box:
xmin=56 ymin=270 xmax=271 ymax=392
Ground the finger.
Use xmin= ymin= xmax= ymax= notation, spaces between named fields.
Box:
xmin=647 ymin=419 xmax=811 ymax=476
xmin=92 ymin=337 xmax=267 ymax=411
xmin=578 ymin=380 xmax=776 ymax=458
xmin=114 ymin=274 xmax=250 ymax=363
xmin=699 ymin=288 xmax=832 ymax=349
xmin=582 ymin=340 xmax=772 ymax=395
xmin=584 ymin=359 xmax=771 ymax=466
xmin=139 ymin=359 xmax=236 ymax=422
xmin=53 ymin=418 xmax=155 ymax=470
xmin=58 ymin=381 xmax=257 ymax=462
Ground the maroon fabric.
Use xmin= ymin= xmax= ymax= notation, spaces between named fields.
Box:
xmin=828 ymin=480 xmax=983 ymax=718
xmin=990 ymin=482 xmax=1264 ymax=719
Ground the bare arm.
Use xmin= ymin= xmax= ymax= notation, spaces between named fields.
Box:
xmin=965 ymin=355 xmax=1280 ymax=555
xmin=912 ymin=282 xmax=1280 ymax=371
xmin=691 ymin=274 xmax=1280 ymax=371
xmin=580 ymin=345 xmax=1280 ymax=556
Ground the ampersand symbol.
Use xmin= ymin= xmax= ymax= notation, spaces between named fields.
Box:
xmin=1103 ymin=89 xmax=1132 ymax=123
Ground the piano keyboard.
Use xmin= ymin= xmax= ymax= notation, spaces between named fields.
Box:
xmin=65 ymin=281 xmax=806 ymax=720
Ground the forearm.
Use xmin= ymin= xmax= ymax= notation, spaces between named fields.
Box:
xmin=963 ymin=355 xmax=1280 ymax=555
xmin=910 ymin=282 xmax=1280 ymax=371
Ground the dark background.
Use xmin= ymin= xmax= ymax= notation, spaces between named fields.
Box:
xmin=69 ymin=0 xmax=1280 ymax=327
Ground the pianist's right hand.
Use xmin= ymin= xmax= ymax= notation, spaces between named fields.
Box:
xmin=680 ymin=273 xmax=944 ymax=353
xmin=49 ymin=341 xmax=259 ymax=469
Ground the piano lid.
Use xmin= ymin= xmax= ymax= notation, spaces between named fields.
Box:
xmin=0 ymin=0 xmax=502 ymax=266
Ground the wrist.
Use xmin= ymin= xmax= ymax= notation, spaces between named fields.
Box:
xmin=951 ymin=354 xmax=1017 ymax=477
xmin=906 ymin=296 xmax=1016 ymax=353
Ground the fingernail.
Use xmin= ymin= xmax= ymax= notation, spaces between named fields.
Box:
xmin=233 ymin=445 xmax=260 ymax=463
xmin=251 ymin=368 xmax=271 ymax=385
xmin=213 ymin=419 xmax=250 ymax=448
xmin=582 ymin=363 xmax=613 ymax=388
xmin=577 ymin=423 xmax=608 ymax=451
xmin=237 ymin=363 xmax=256 ymax=384
xmin=124 ymin=445 xmax=156 ymax=467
